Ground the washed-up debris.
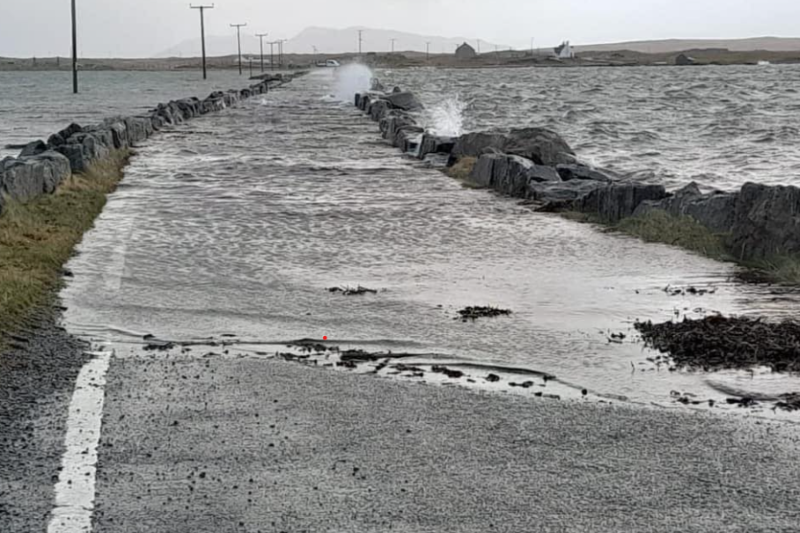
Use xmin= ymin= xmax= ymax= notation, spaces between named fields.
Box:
xmin=775 ymin=393 xmax=800 ymax=412
xmin=663 ymin=285 xmax=717 ymax=297
xmin=340 ymin=349 xmax=380 ymax=362
xmin=509 ymin=381 xmax=535 ymax=388
xmin=431 ymin=365 xmax=464 ymax=379
xmin=328 ymin=286 xmax=379 ymax=296
xmin=635 ymin=315 xmax=800 ymax=372
xmin=288 ymin=341 xmax=329 ymax=354
xmin=456 ymin=306 xmax=512 ymax=322
xmin=143 ymin=341 xmax=176 ymax=351
xmin=485 ymin=374 xmax=501 ymax=383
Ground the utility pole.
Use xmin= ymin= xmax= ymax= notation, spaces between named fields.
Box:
xmin=391 ymin=38 xmax=397 ymax=53
xmin=269 ymin=41 xmax=276 ymax=70
xmin=358 ymin=30 xmax=364 ymax=55
xmin=530 ymin=37 xmax=534 ymax=56
xmin=190 ymin=4 xmax=214 ymax=80
xmin=71 ymin=0 xmax=78 ymax=93
xmin=426 ymin=41 xmax=431 ymax=61
xmin=230 ymin=23 xmax=247 ymax=75
xmin=477 ymin=39 xmax=481 ymax=55
xmin=256 ymin=33 xmax=268 ymax=72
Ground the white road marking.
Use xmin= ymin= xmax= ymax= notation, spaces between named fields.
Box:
xmin=47 ymin=350 xmax=112 ymax=533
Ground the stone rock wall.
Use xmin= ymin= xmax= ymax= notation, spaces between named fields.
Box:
xmin=0 ymin=75 xmax=300 ymax=215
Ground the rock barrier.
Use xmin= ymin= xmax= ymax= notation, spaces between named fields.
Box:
xmin=354 ymin=84 xmax=800 ymax=263
xmin=0 ymin=74 xmax=301 ymax=217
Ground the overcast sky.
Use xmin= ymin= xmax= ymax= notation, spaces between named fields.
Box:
xmin=1 ymin=0 xmax=799 ymax=57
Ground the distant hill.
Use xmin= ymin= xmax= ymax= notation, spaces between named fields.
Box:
xmin=155 ymin=26 xmax=507 ymax=58
xmin=576 ymin=37 xmax=800 ymax=54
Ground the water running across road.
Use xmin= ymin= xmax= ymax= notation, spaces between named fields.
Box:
xmin=61 ymin=69 xmax=800 ymax=412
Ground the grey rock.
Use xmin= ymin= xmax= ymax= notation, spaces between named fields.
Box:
xmin=0 ymin=151 xmax=71 ymax=202
xmin=556 ymin=164 xmax=614 ymax=183
xmin=385 ymin=91 xmax=424 ymax=112
xmin=530 ymin=180 xmax=607 ymax=206
xmin=418 ymin=134 xmax=455 ymax=160
xmin=394 ymin=126 xmax=424 ymax=151
xmin=676 ymin=54 xmax=697 ymax=66
xmin=730 ymin=182 xmax=800 ymax=260
xmin=56 ymin=132 xmax=110 ymax=173
xmin=505 ymin=127 xmax=576 ymax=167
xmin=46 ymin=123 xmax=82 ymax=149
xmin=575 ymin=182 xmax=668 ymax=222
xmin=633 ymin=182 xmax=738 ymax=234
xmin=450 ymin=128 xmax=575 ymax=167
xmin=368 ymin=99 xmax=391 ymax=122
xmin=19 ymin=140 xmax=48 ymax=158
xmin=471 ymin=153 xmax=562 ymax=197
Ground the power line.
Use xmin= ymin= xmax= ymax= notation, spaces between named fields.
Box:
xmin=190 ymin=4 xmax=214 ymax=80
xmin=256 ymin=33 xmax=268 ymax=73
xmin=230 ymin=23 xmax=247 ymax=75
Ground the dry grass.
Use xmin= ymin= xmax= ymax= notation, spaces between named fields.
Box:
xmin=446 ymin=157 xmax=477 ymax=181
xmin=0 ymin=150 xmax=130 ymax=345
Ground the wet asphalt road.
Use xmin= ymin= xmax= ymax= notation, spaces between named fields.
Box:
xmin=89 ymin=355 xmax=800 ymax=533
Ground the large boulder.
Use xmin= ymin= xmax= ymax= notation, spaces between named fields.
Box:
xmin=47 ymin=123 xmax=83 ymax=149
xmin=575 ymin=183 xmax=668 ymax=223
xmin=450 ymin=128 xmax=575 ymax=167
xmin=19 ymin=140 xmax=48 ymax=158
xmin=368 ymin=99 xmax=391 ymax=122
xmin=504 ymin=128 xmax=576 ymax=167
xmin=0 ymin=151 xmax=71 ymax=202
xmin=471 ymin=153 xmax=561 ymax=197
xmin=384 ymin=91 xmax=424 ymax=112
xmin=529 ymin=180 xmax=607 ymax=207
xmin=55 ymin=132 xmax=110 ymax=173
xmin=124 ymin=116 xmax=154 ymax=144
xmin=556 ymin=164 xmax=614 ymax=183
xmin=417 ymin=134 xmax=455 ymax=160
xmin=633 ymin=182 xmax=739 ymax=234
xmin=729 ymin=183 xmax=800 ymax=260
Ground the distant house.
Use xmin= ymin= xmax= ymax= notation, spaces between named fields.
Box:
xmin=675 ymin=53 xmax=697 ymax=66
xmin=455 ymin=42 xmax=477 ymax=60
xmin=554 ymin=41 xmax=575 ymax=59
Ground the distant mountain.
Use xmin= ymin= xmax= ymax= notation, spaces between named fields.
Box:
xmin=156 ymin=35 xmax=264 ymax=58
xmin=285 ymin=26 xmax=507 ymax=55
xmin=155 ymin=26 xmax=507 ymax=58
xmin=576 ymin=37 xmax=800 ymax=54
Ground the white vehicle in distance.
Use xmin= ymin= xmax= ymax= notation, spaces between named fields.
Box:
xmin=316 ymin=59 xmax=341 ymax=68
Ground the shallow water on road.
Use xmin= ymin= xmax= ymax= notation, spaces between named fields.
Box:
xmin=62 ymin=70 xmax=800 ymax=413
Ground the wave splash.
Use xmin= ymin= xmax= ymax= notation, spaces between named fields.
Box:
xmin=333 ymin=63 xmax=374 ymax=102
xmin=425 ymin=95 xmax=467 ymax=137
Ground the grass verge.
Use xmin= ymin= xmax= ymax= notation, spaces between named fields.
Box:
xmin=445 ymin=157 xmax=482 ymax=188
xmin=563 ymin=208 xmax=800 ymax=285
xmin=0 ymin=149 xmax=130 ymax=348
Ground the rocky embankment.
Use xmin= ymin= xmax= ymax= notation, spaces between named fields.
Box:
xmin=355 ymin=85 xmax=800 ymax=264
xmin=0 ymin=74 xmax=297 ymax=216
xmin=355 ymin=83 xmax=800 ymax=382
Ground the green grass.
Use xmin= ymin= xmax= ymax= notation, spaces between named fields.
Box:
xmin=0 ymin=150 xmax=130 ymax=347
xmin=563 ymin=208 xmax=800 ymax=286
xmin=614 ymin=210 xmax=731 ymax=261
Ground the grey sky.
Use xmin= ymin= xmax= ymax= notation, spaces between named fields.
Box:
xmin=1 ymin=0 xmax=799 ymax=57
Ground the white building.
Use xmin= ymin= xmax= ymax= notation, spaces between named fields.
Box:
xmin=554 ymin=41 xmax=575 ymax=59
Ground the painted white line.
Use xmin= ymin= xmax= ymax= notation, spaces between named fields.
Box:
xmin=47 ymin=350 xmax=112 ymax=533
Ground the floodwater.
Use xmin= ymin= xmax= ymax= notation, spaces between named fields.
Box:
xmin=381 ymin=64 xmax=800 ymax=190
xmin=52 ymin=68 xmax=800 ymax=414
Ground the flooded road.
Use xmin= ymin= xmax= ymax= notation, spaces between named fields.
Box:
xmin=62 ymin=69 xmax=800 ymax=411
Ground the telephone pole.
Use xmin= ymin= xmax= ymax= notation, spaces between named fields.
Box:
xmin=71 ymin=0 xmax=78 ymax=93
xmin=426 ymin=41 xmax=431 ymax=61
xmin=190 ymin=4 xmax=214 ymax=80
xmin=256 ymin=33 xmax=268 ymax=72
xmin=268 ymin=41 xmax=277 ymax=70
xmin=230 ymin=23 xmax=247 ymax=75
xmin=358 ymin=30 xmax=364 ymax=55
xmin=278 ymin=39 xmax=287 ymax=68
xmin=390 ymin=38 xmax=397 ymax=53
